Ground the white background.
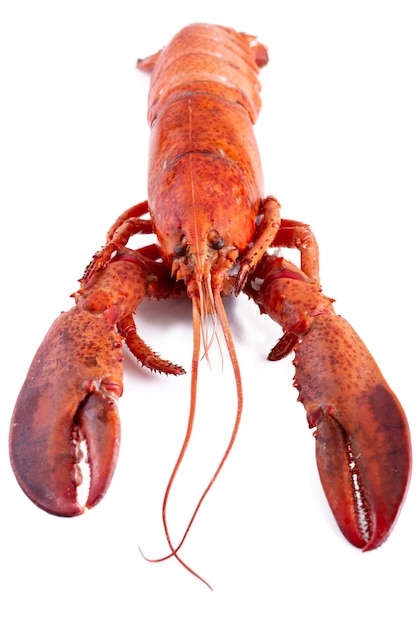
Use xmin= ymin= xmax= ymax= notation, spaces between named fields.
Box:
xmin=1 ymin=1 xmax=416 ymax=624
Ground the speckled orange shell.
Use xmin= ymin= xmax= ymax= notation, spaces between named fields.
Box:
xmin=144 ymin=24 xmax=266 ymax=264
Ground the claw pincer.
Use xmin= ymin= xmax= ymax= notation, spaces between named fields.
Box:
xmin=10 ymin=249 xmax=150 ymax=515
xmin=246 ymin=255 xmax=411 ymax=549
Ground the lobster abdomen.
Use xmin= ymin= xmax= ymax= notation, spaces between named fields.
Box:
xmin=139 ymin=24 xmax=268 ymax=269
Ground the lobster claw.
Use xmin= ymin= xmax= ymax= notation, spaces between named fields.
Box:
xmin=245 ymin=254 xmax=411 ymax=549
xmin=9 ymin=247 xmax=158 ymax=516
xmin=296 ymin=314 xmax=411 ymax=550
xmin=10 ymin=307 xmax=124 ymax=516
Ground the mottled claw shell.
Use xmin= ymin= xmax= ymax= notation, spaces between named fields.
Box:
xmin=9 ymin=308 xmax=123 ymax=516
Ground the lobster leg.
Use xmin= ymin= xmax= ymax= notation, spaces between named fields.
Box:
xmin=245 ymin=247 xmax=411 ymax=550
xmin=83 ymin=201 xmax=152 ymax=281
xmin=235 ymin=195 xmax=281 ymax=292
xmin=86 ymin=202 xmax=187 ymax=374
xmin=10 ymin=246 xmax=182 ymax=515
xmin=105 ymin=200 xmax=154 ymax=241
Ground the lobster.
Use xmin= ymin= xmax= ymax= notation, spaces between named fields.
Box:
xmin=10 ymin=23 xmax=411 ymax=583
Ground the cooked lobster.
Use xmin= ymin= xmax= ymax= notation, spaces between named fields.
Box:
xmin=10 ymin=23 xmax=411 ymax=583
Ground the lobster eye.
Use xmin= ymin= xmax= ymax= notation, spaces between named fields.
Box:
xmin=174 ymin=234 xmax=189 ymax=257
xmin=207 ymin=229 xmax=225 ymax=250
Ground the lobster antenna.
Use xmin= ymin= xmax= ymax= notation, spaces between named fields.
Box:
xmin=198 ymin=276 xmax=220 ymax=363
xmin=140 ymin=295 xmax=213 ymax=589
xmin=204 ymin=278 xmax=225 ymax=371
xmin=164 ymin=289 xmax=243 ymax=554
xmin=139 ymin=284 xmax=243 ymax=589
